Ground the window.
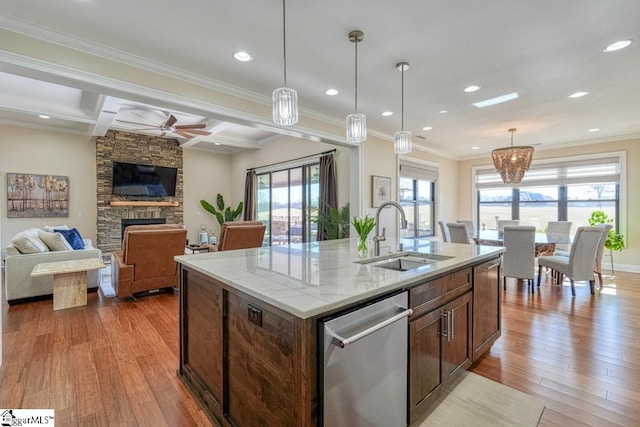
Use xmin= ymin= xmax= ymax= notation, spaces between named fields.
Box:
xmin=475 ymin=155 xmax=622 ymax=234
xmin=399 ymin=160 xmax=437 ymax=238
xmin=256 ymin=164 xmax=319 ymax=246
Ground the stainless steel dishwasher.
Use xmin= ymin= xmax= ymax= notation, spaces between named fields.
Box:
xmin=320 ymin=291 xmax=412 ymax=427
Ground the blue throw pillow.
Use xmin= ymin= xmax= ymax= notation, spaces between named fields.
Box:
xmin=54 ymin=228 xmax=85 ymax=250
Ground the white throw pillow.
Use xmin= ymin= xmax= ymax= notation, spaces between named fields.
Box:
xmin=11 ymin=228 xmax=50 ymax=254
xmin=44 ymin=224 xmax=69 ymax=232
xmin=38 ymin=230 xmax=74 ymax=251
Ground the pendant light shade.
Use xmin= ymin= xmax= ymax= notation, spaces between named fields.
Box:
xmin=273 ymin=0 xmax=298 ymax=125
xmin=491 ymin=128 xmax=534 ymax=184
xmin=394 ymin=62 xmax=412 ymax=154
xmin=346 ymin=30 xmax=366 ymax=143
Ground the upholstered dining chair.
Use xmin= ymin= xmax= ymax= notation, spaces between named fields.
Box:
xmin=447 ymin=223 xmax=470 ymax=244
xmin=594 ymin=224 xmax=614 ymax=288
xmin=456 ymin=219 xmax=475 ymax=239
xmin=497 ymin=220 xmax=519 ymax=235
xmin=537 ymin=226 xmax=603 ymax=296
xmin=502 ymin=226 xmax=536 ymax=293
xmin=545 ymin=221 xmax=572 ymax=255
xmin=438 ymin=221 xmax=450 ymax=243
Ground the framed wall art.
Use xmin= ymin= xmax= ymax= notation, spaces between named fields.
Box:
xmin=6 ymin=173 xmax=69 ymax=218
xmin=371 ymin=175 xmax=391 ymax=208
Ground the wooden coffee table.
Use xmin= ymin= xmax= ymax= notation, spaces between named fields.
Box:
xmin=31 ymin=258 xmax=105 ymax=310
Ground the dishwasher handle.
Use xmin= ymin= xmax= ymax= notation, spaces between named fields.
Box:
xmin=331 ymin=307 xmax=413 ymax=348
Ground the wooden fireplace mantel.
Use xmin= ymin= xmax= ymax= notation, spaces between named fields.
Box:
xmin=109 ymin=201 xmax=179 ymax=207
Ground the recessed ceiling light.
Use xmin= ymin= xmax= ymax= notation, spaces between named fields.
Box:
xmin=422 ymin=126 xmax=433 ymax=131
xmin=588 ymin=128 xmax=600 ymax=132
xmin=464 ymin=85 xmax=481 ymax=93
xmin=214 ymin=142 xmax=222 ymax=145
xmin=604 ymin=39 xmax=632 ymax=52
xmin=568 ymin=91 xmax=589 ymax=98
xmin=38 ymin=114 xmax=50 ymax=119
xmin=438 ymin=110 xmax=448 ymax=114
xmin=381 ymin=111 xmax=393 ymax=116
xmin=232 ymin=51 xmax=253 ymax=62
xmin=472 ymin=146 xmax=480 ymax=150
xmin=324 ymin=89 xmax=338 ymax=96
xmin=472 ymin=92 xmax=519 ymax=108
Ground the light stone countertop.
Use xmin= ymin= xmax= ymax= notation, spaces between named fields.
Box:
xmin=175 ymin=238 xmax=505 ymax=319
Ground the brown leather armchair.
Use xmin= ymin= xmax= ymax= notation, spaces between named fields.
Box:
xmin=208 ymin=221 xmax=266 ymax=251
xmin=111 ymin=224 xmax=187 ymax=298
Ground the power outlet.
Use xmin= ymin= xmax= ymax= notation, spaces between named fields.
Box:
xmin=248 ymin=304 xmax=262 ymax=327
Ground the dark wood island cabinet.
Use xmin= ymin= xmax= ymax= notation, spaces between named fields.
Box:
xmin=176 ymin=239 xmax=503 ymax=427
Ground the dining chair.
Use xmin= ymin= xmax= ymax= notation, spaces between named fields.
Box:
xmin=594 ymin=224 xmax=613 ymax=288
xmin=438 ymin=220 xmax=450 ymax=242
xmin=537 ymin=226 xmax=603 ymax=296
xmin=497 ymin=220 xmax=519 ymax=234
xmin=456 ymin=219 xmax=475 ymax=238
xmin=502 ymin=226 xmax=536 ymax=293
xmin=447 ymin=223 xmax=470 ymax=244
xmin=546 ymin=221 xmax=572 ymax=255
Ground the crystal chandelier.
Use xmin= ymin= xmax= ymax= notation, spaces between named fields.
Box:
xmin=491 ymin=128 xmax=534 ymax=184
xmin=272 ymin=0 xmax=298 ymax=125
xmin=394 ymin=62 xmax=412 ymax=154
xmin=346 ymin=30 xmax=366 ymax=143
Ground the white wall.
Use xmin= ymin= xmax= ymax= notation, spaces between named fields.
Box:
xmin=0 ymin=125 xmax=97 ymax=248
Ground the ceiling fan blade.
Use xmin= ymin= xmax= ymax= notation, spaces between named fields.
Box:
xmin=175 ymin=123 xmax=207 ymax=129
xmin=131 ymin=111 xmax=162 ymax=126
xmin=164 ymin=113 xmax=178 ymax=127
xmin=177 ymin=129 xmax=212 ymax=136
xmin=114 ymin=119 xmax=158 ymax=127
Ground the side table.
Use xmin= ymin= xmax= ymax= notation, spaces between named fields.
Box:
xmin=31 ymin=258 xmax=105 ymax=310
xmin=185 ymin=244 xmax=211 ymax=254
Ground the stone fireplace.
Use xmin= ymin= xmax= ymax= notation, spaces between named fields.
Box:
xmin=95 ymin=130 xmax=183 ymax=255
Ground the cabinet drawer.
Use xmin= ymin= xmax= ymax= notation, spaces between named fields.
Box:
xmin=409 ymin=268 xmax=472 ymax=318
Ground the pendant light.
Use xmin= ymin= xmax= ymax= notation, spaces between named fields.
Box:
xmin=491 ymin=128 xmax=534 ymax=184
xmin=394 ymin=62 xmax=412 ymax=154
xmin=272 ymin=0 xmax=298 ymax=125
xmin=346 ymin=30 xmax=366 ymax=143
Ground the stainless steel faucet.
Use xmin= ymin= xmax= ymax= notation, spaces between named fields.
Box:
xmin=373 ymin=201 xmax=408 ymax=256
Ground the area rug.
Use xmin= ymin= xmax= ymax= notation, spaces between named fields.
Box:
xmin=419 ymin=371 xmax=544 ymax=427
xmin=99 ymin=266 xmax=116 ymax=298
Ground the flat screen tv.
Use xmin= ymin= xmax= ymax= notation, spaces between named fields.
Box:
xmin=111 ymin=161 xmax=177 ymax=197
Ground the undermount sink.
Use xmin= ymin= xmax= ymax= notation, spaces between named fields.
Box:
xmin=355 ymin=251 xmax=455 ymax=271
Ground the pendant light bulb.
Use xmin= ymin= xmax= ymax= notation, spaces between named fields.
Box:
xmin=273 ymin=0 xmax=298 ymax=125
xmin=346 ymin=30 xmax=366 ymax=143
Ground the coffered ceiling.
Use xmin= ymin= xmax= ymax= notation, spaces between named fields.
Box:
xmin=1 ymin=0 xmax=640 ymax=158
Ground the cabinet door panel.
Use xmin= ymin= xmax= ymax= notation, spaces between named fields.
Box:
xmin=443 ymin=292 xmax=473 ymax=379
xmin=409 ymin=308 xmax=444 ymax=423
xmin=473 ymin=258 xmax=501 ymax=360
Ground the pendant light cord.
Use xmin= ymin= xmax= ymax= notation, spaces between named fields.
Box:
xmin=282 ymin=0 xmax=287 ymax=87
xmin=401 ymin=66 xmax=405 ymax=131
xmin=354 ymin=40 xmax=358 ymax=113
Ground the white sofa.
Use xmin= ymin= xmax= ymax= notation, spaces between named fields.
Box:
xmin=4 ymin=228 xmax=102 ymax=305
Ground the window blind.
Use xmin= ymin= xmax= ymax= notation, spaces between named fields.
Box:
xmin=400 ymin=159 xmax=439 ymax=181
xmin=475 ymin=156 xmax=620 ymax=189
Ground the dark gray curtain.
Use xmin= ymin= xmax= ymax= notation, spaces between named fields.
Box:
xmin=317 ymin=153 xmax=337 ymax=241
xmin=243 ymin=170 xmax=256 ymax=221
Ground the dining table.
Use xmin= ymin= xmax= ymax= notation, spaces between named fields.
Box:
xmin=473 ymin=230 xmax=571 ymax=257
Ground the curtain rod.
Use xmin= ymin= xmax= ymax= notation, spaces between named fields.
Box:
xmin=246 ymin=149 xmax=336 ymax=172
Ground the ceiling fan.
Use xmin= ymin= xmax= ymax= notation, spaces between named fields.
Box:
xmin=115 ymin=110 xmax=212 ymax=138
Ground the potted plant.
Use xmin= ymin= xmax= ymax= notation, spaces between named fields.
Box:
xmin=588 ymin=210 xmax=625 ymax=273
xmin=200 ymin=194 xmax=244 ymax=226
xmin=352 ymin=215 xmax=376 ymax=257
xmin=315 ymin=203 xmax=350 ymax=240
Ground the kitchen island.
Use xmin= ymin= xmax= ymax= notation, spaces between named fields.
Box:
xmin=175 ymin=238 xmax=504 ymax=426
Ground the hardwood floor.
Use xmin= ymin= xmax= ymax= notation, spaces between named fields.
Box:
xmin=1 ymin=271 xmax=639 ymax=426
